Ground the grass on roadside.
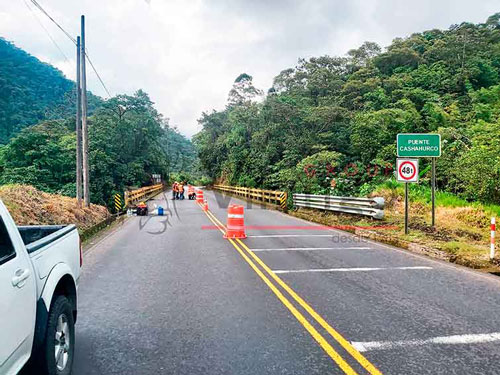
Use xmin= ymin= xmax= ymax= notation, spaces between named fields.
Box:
xmin=378 ymin=179 xmax=500 ymax=216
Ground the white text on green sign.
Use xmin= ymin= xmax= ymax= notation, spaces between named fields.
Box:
xmin=397 ymin=133 xmax=441 ymax=157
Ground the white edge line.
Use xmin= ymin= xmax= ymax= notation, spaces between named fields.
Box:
xmin=252 ymin=247 xmax=371 ymax=252
xmin=273 ymin=266 xmax=433 ymax=274
xmin=351 ymin=332 xmax=500 ymax=352
xmin=248 ymin=234 xmax=335 ymax=238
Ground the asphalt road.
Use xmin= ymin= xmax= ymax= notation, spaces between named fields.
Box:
xmin=73 ymin=189 xmax=500 ymax=375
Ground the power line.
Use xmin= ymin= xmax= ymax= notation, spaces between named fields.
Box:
xmin=27 ymin=0 xmax=112 ymax=98
xmin=84 ymin=49 xmax=112 ymax=97
xmin=29 ymin=0 xmax=76 ymax=44
xmin=23 ymin=0 xmax=70 ymax=63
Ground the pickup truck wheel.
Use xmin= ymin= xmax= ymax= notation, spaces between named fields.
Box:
xmin=41 ymin=295 xmax=75 ymax=375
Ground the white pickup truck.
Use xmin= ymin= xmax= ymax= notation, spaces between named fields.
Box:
xmin=0 ymin=200 xmax=81 ymax=375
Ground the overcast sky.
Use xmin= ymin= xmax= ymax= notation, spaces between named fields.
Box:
xmin=1 ymin=0 xmax=498 ymax=137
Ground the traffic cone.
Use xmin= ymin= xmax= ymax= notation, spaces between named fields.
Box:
xmin=203 ymin=199 xmax=208 ymax=212
xmin=223 ymin=204 xmax=246 ymax=239
xmin=196 ymin=189 xmax=204 ymax=204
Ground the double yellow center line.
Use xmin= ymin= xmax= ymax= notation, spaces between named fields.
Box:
xmin=199 ymin=204 xmax=382 ymax=375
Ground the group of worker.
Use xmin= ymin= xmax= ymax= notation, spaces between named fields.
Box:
xmin=172 ymin=182 xmax=196 ymax=200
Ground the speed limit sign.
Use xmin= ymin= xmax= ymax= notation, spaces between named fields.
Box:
xmin=397 ymin=158 xmax=419 ymax=183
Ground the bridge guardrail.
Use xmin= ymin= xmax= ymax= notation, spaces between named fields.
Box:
xmin=124 ymin=183 xmax=164 ymax=207
xmin=80 ymin=215 xmax=117 ymax=242
xmin=213 ymin=185 xmax=287 ymax=209
xmin=293 ymin=193 xmax=385 ymax=219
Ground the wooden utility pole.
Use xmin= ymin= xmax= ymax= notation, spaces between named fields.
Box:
xmin=76 ymin=36 xmax=83 ymax=207
xmin=81 ymin=15 xmax=90 ymax=207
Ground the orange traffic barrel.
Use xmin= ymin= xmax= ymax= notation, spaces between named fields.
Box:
xmin=202 ymin=199 xmax=209 ymax=212
xmin=223 ymin=204 xmax=246 ymax=239
xmin=196 ymin=189 xmax=204 ymax=203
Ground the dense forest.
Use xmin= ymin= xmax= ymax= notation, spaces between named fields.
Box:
xmin=165 ymin=123 xmax=199 ymax=176
xmin=194 ymin=14 xmax=500 ymax=204
xmin=0 ymin=38 xmax=102 ymax=143
xmin=0 ymin=39 xmax=198 ymax=207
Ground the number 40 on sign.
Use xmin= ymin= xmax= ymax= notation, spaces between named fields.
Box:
xmin=397 ymin=159 xmax=419 ymax=183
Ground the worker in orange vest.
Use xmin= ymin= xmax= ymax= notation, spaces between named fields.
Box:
xmin=136 ymin=202 xmax=148 ymax=216
xmin=172 ymin=182 xmax=178 ymax=200
xmin=178 ymin=182 xmax=185 ymax=200
xmin=188 ymin=185 xmax=195 ymax=200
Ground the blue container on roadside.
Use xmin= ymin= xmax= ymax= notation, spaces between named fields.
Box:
xmin=158 ymin=206 xmax=164 ymax=216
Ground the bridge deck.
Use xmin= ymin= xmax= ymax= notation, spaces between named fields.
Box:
xmin=73 ymin=190 xmax=500 ymax=375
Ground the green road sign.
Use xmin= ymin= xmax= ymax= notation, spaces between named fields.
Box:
xmin=397 ymin=133 xmax=441 ymax=157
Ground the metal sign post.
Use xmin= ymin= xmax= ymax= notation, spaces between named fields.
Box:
xmin=397 ymin=158 xmax=419 ymax=234
xmin=405 ymin=183 xmax=409 ymax=234
xmin=431 ymin=158 xmax=436 ymax=227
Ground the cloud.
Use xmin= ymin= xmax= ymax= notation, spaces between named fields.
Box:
xmin=1 ymin=0 xmax=498 ymax=137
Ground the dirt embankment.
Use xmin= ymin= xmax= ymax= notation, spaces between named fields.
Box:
xmin=0 ymin=184 xmax=110 ymax=230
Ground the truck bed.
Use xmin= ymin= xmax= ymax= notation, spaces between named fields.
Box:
xmin=18 ymin=225 xmax=77 ymax=254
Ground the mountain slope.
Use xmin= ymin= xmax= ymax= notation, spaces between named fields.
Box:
xmin=0 ymin=38 xmax=102 ymax=143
